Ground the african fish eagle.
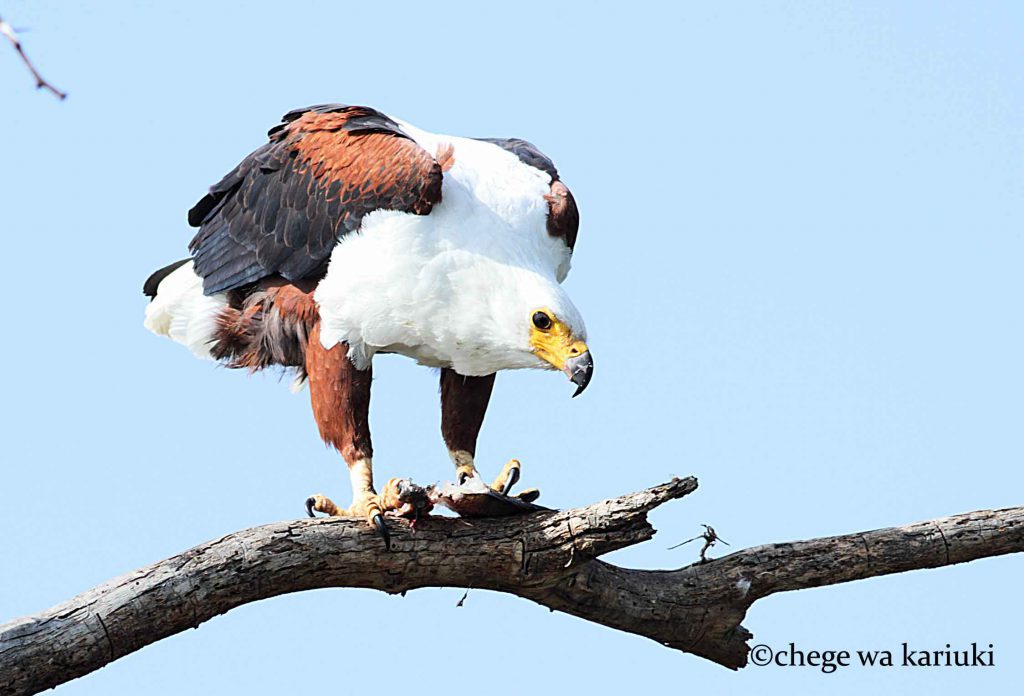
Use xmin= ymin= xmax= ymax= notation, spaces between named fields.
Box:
xmin=143 ymin=104 xmax=591 ymax=545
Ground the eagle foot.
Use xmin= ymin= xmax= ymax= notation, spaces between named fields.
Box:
xmin=305 ymin=491 xmax=391 ymax=551
xmin=454 ymin=459 xmax=542 ymax=502
xmin=490 ymin=459 xmax=541 ymax=502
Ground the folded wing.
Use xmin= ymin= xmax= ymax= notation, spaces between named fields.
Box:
xmin=188 ymin=104 xmax=444 ymax=295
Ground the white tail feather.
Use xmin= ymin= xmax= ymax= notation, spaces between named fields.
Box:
xmin=143 ymin=261 xmax=228 ymax=360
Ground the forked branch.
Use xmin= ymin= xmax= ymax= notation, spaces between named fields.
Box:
xmin=1 ymin=477 xmax=1021 ymax=694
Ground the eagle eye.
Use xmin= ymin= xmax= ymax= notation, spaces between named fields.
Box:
xmin=532 ymin=311 xmax=553 ymax=331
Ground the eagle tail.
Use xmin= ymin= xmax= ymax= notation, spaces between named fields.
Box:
xmin=143 ymin=260 xmax=317 ymax=387
xmin=143 ymin=260 xmax=228 ymax=360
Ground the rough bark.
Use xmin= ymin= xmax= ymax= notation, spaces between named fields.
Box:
xmin=1 ymin=477 xmax=1021 ymax=695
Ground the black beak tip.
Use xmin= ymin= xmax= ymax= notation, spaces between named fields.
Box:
xmin=565 ymin=351 xmax=594 ymax=397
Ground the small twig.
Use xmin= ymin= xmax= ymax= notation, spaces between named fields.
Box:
xmin=455 ymin=588 xmax=470 ymax=607
xmin=669 ymin=524 xmax=729 ymax=563
xmin=0 ymin=16 xmax=66 ymax=100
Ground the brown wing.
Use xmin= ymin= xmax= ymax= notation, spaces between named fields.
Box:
xmin=188 ymin=104 xmax=443 ymax=295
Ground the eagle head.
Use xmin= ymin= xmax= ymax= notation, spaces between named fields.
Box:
xmin=472 ymin=267 xmax=593 ymax=396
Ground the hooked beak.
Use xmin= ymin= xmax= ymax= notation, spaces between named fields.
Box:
xmin=562 ymin=351 xmax=594 ymax=397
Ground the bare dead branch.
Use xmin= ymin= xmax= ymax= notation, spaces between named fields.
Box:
xmin=0 ymin=16 xmax=66 ymax=100
xmin=0 ymin=477 xmax=1020 ymax=694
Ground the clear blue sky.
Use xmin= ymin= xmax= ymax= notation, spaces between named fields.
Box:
xmin=1 ymin=1 xmax=1021 ymax=693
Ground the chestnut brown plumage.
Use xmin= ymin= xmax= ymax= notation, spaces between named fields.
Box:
xmin=188 ymin=105 xmax=443 ymax=295
xmin=305 ymin=322 xmax=374 ymax=463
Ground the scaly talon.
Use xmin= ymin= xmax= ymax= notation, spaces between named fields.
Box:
xmin=515 ymin=488 xmax=540 ymax=503
xmin=355 ymin=493 xmax=389 ymax=550
xmin=305 ymin=490 xmax=391 ymax=550
xmin=491 ymin=459 xmax=522 ymax=495
xmin=448 ymin=452 xmax=542 ymax=511
xmin=305 ymin=493 xmax=341 ymax=517
xmin=456 ymin=464 xmax=477 ymax=486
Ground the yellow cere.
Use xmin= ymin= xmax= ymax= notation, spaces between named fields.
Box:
xmin=528 ymin=308 xmax=588 ymax=370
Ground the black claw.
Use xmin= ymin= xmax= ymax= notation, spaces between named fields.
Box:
xmin=373 ymin=514 xmax=391 ymax=551
xmin=305 ymin=497 xmax=317 ymax=518
xmin=457 ymin=470 xmax=469 ymax=486
xmin=501 ymin=466 xmax=521 ymax=496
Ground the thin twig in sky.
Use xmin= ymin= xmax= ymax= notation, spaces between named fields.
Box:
xmin=0 ymin=16 xmax=66 ymax=100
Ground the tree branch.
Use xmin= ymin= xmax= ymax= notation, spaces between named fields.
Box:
xmin=0 ymin=16 xmax=66 ymax=100
xmin=1 ymin=477 xmax=1021 ymax=694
